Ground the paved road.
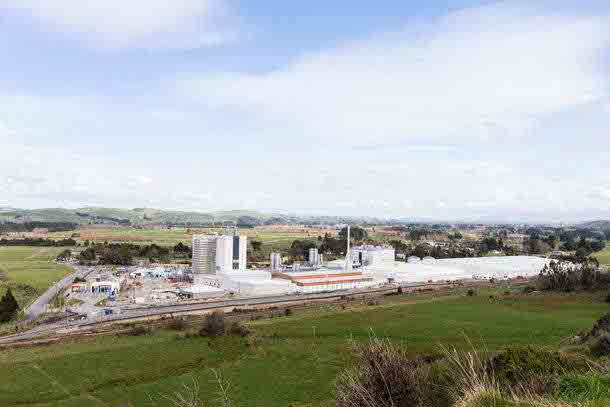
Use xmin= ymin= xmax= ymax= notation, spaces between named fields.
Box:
xmin=0 ymin=282 xmax=447 ymax=344
xmin=24 ymin=264 xmax=93 ymax=322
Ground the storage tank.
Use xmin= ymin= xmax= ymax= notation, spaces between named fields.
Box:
xmin=215 ymin=236 xmax=234 ymax=272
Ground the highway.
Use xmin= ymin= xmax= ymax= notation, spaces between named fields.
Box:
xmin=0 ymin=283 xmax=443 ymax=344
xmin=23 ymin=264 xmax=94 ymax=322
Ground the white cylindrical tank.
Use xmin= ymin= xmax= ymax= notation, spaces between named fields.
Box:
xmin=270 ymin=252 xmax=282 ymax=270
xmin=215 ymin=236 xmax=233 ymax=272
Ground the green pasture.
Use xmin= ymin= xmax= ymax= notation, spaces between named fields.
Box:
xmin=0 ymin=289 xmax=608 ymax=406
xmin=0 ymin=247 xmax=73 ymax=309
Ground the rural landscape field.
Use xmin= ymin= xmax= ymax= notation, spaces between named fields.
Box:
xmin=0 ymin=247 xmax=73 ymax=309
xmin=3 ymin=1 xmax=610 ymax=406
xmin=1 ymin=288 xmax=609 ymax=407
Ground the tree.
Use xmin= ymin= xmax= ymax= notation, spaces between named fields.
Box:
xmin=251 ymin=240 xmax=262 ymax=251
xmin=0 ymin=288 xmax=20 ymax=322
xmin=173 ymin=242 xmax=191 ymax=254
xmin=289 ymin=239 xmax=317 ymax=258
xmin=409 ymin=228 xmax=429 ymax=242
xmin=338 ymin=226 xmax=368 ymax=241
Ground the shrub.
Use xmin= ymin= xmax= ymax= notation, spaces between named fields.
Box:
xmin=537 ymin=260 xmax=603 ymax=292
xmin=126 ymin=325 xmax=150 ymax=336
xmin=489 ymin=346 xmax=591 ymax=392
xmin=229 ymin=322 xmax=250 ymax=337
xmin=284 ymin=308 xmax=293 ymax=317
xmin=0 ymin=288 xmax=20 ymax=322
xmin=589 ymin=335 xmax=610 ymax=357
xmin=366 ymin=298 xmax=381 ymax=306
xmin=521 ymin=285 xmax=536 ymax=294
xmin=467 ymin=289 xmax=476 ymax=297
xmin=167 ymin=317 xmax=188 ymax=331
xmin=199 ymin=311 xmax=225 ymax=337
xmin=605 ymin=294 xmax=610 ymax=304
xmin=336 ymin=337 xmax=442 ymax=407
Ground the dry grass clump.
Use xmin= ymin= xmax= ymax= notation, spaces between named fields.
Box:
xmin=336 ymin=336 xmax=602 ymax=407
xmin=336 ymin=337 xmax=447 ymax=407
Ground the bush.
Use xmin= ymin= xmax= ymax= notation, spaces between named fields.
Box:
xmin=589 ymin=335 xmax=610 ymax=357
xmin=229 ymin=322 xmax=250 ymax=337
xmin=466 ymin=289 xmax=476 ymax=297
xmin=284 ymin=308 xmax=293 ymax=317
xmin=521 ymin=285 xmax=536 ymax=294
xmin=0 ymin=288 xmax=20 ymax=322
xmin=605 ymin=294 xmax=610 ymax=304
xmin=199 ymin=311 xmax=225 ymax=337
xmin=336 ymin=337 xmax=444 ymax=407
xmin=537 ymin=260 xmax=603 ymax=292
xmin=126 ymin=325 xmax=150 ymax=336
xmin=167 ymin=318 xmax=188 ymax=331
xmin=366 ymin=298 xmax=381 ymax=306
xmin=489 ymin=346 xmax=591 ymax=391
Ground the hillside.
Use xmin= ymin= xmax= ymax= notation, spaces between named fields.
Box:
xmin=0 ymin=207 xmax=392 ymax=226
xmin=578 ymin=220 xmax=610 ymax=231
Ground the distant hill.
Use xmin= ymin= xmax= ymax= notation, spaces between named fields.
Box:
xmin=576 ymin=220 xmax=610 ymax=231
xmin=0 ymin=207 xmax=393 ymax=227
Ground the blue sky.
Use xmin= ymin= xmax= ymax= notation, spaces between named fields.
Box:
xmin=1 ymin=1 xmax=610 ymax=223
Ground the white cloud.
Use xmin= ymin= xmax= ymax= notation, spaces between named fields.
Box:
xmin=178 ymin=3 xmax=609 ymax=145
xmin=4 ymin=0 xmax=236 ymax=49
xmin=1 ymin=3 xmax=610 ymax=222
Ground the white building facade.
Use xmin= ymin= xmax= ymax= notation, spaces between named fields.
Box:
xmin=192 ymin=235 xmax=217 ymax=274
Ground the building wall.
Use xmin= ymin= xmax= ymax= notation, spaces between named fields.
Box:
xmin=192 ymin=235 xmax=217 ymax=274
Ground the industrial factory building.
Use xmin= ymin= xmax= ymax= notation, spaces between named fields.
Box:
xmin=190 ymin=227 xmax=550 ymax=298
xmin=192 ymin=234 xmax=248 ymax=275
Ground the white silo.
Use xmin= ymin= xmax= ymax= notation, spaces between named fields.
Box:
xmin=270 ymin=252 xmax=282 ymax=270
xmin=215 ymin=236 xmax=234 ymax=272
xmin=308 ymin=247 xmax=319 ymax=266
xmin=192 ymin=235 xmax=217 ymax=274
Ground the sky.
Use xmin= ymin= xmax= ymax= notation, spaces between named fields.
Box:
xmin=1 ymin=0 xmax=610 ymax=223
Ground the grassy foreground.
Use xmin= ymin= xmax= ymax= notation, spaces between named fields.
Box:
xmin=0 ymin=247 xmax=73 ymax=308
xmin=0 ymin=289 xmax=608 ymax=406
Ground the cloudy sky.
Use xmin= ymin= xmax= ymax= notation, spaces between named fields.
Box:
xmin=1 ymin=0 xmax=610 ymax=223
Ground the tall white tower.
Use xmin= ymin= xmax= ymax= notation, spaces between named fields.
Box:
xmin=215 ymin=236 xmax=234 ymax=272
xmin=192 ymin=235 xmax=217 ymax=274
xmin=345 ymin=225 xmax=352 ymax=272
xmin=308 ymin=247 xmax=319 ymax=266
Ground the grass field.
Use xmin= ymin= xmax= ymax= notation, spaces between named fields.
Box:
xmin=0 ymin=247 xmax=73 ymax=309
xmin=594 ymin=241 xmax=610 ymax=265
xmin=0 ymin=289 xmax=608 ymax=407
xmin=47 ymin=226 xmax=323 ymax=249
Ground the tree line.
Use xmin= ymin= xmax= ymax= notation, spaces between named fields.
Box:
xmin=0 ymin=221 xmax=78 ymax=233
xmin=76 ymin=242 xmax=193 ymax=266
xmin=0 ymin=238 xmax=77 ymax=247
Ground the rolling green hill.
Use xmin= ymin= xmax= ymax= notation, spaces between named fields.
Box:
xmin=577 ymin=220 xmax=610 ymax=231
xmin=0 ymin=207 xmax=390 ymax=226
